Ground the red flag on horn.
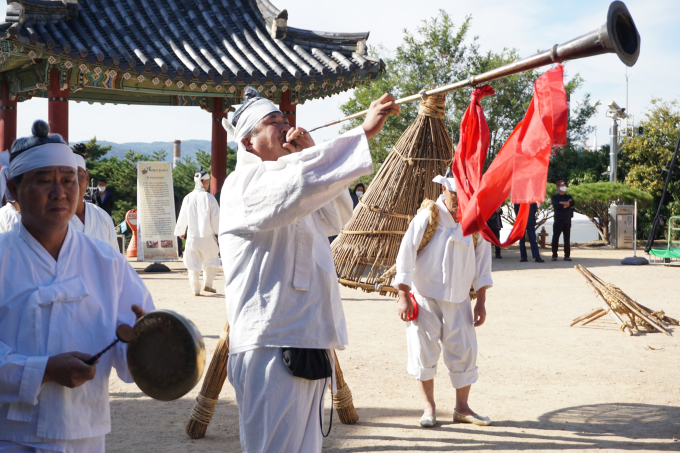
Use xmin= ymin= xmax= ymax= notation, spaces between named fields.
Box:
xmin=452 ymin=65 xmax=568 ymax=247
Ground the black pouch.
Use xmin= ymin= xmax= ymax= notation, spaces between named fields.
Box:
xmin=281 ymin=348 xmax=332 ymax=380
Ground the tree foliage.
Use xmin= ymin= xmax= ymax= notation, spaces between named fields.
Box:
xmin=568 ymin=182 xmax=653 ymax=244
xmin=340 ymin=10 xmax=597 ymax=184
xmin=548 ymin=143 xmax=609 ymax=186
xmin=619 ymin=99 xmax=680 ymax=239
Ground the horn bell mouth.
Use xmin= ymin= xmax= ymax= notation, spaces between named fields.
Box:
xmin=607 ymin=1 xmax=641 ymax=66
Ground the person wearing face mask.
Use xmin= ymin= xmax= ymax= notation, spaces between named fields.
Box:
xmin=351 ymin=183 xmax=365 ymax=208
xmin=219 ymin=87 xmax=399 ymax=453
xmin=550 ymin=180 xmax=575 ymax=261
xmin=92 ymin=178 xmax=113 ymax=216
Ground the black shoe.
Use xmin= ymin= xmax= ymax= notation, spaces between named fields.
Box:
xmin=535 ymin=257 xmax=545 ymax=263
xmin=564 ymin=257 xmax=572 ymax=261
xmin=520 ymin=258 xmax=528 ymax=262
xmin=495 ymin=254 xmax=502 ymax=259
xmin=551 ymin=257 xmax=557 ymax=261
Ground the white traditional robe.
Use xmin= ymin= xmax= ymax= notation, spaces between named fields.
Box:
xmin=68 ymin=202 xmax=118 ymax=252
xmin=0 ymin=204 xmax=20 ymax=234
xmin=219 ymin=126 xmax=372 ymax=354
xmin=219 ymin=126 xmax=372 ymax=453
xmin=0 ymin=224 xmax=155 ymax=452
xmin=393 ymin=195 xmax=492 ymax=387
xmin=174 ymin=187 xmax=220 ymax=272
xmin=393 ymin=195 xmax=493 ymax=303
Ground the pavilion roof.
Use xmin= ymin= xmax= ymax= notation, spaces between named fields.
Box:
xmin=0 ymin=0 xmax=383 ymax=107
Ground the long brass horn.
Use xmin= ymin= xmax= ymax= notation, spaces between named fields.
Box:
xmin=308 ymin=1 xmax=640 ymax=133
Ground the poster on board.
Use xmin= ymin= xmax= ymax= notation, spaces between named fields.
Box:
xmin=136 ymin=161 xmax=178 ymax=261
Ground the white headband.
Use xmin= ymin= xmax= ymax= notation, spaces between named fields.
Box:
xmin=222 ymin=99 xmax=281 ymax=170
xmin=0 ymin=143 xmax=76 ymax=204
xmin=0 ymin=150 xmax=11 ymax=202
xmin=74 ymin=153 xmax=86 ymax=170
xmin=433 ymin=175 xmax=456 ymax=192
xmin=9 ymin=143 xmax=76 ymax=178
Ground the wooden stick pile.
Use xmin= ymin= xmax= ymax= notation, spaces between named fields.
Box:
xmin=573 ymin=265 xmax=678 ymax=336
xmin=332 ymin=94 xmax=453 ymax=296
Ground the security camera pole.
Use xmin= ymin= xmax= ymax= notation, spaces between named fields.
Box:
xmin=607 ymin=101 xmax=628 ymax=182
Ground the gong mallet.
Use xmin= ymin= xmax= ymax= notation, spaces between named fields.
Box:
xmin=83 ymin=324 xmax=137 ymax=365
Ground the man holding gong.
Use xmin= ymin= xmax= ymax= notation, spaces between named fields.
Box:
xmin=0 ymin=121 xmax=155 ymax=452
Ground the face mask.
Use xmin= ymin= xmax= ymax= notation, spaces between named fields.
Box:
xmin=98 ymin=186 xmax=106 ymax=192
xmin=559 ymin=186 xmax=566 ymax=193
xmin=356 ymin=191 xmax=363 ymax=197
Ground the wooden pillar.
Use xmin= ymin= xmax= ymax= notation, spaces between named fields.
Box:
xmin=48 ymin=68 xmax=69 ymax=142
xmin=280 ymin=89 xmax=296 ymax=128
xmin=211 ymin=98 xmax=228 ymax=196
xmin=0 ymin=80 xmax=17 ymax=151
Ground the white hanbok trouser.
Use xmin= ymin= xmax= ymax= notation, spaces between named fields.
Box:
xmin=183 ymin=236 xmax=220 ymax=293
xmin=406 ymin=293 xmax=479 ymax=388
xmin=228 ymin=347 xmax=328 ymax=453
xmin=0 ymin=435 xmax=104 ymax=453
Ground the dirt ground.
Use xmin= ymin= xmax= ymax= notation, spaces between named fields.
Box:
xmin=107 ymin=245 xmax=680 ymax=452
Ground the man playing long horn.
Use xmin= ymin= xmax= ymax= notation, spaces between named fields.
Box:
xmin=219 ymin=87 xmax=399 ymax=452
xmin=394 ymin=170 xmax=493 ymax=427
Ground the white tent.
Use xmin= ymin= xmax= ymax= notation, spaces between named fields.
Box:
xmin=498 ymin=208 xmax=601 ymax=244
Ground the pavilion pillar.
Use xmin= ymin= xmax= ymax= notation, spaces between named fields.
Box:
xmin=0 ymin=80 xmax=17 ymax=151
xmin=211 ymin=98 xmax=228 ymax=196
xmin=280 ymin=89 xmax=296 ymax=128
xmin=48 ymin=68 xmax=69 ymax=142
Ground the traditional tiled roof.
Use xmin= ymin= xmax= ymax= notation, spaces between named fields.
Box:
xmin=0 ymin=0 xmax=383 ymax=107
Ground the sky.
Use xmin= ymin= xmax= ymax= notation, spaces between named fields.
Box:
xmin=2 ymin=0 xmax=679 ymax=149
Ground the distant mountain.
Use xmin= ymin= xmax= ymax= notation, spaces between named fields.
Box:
xmin=70 ymin=139 xmax=236 ymax=162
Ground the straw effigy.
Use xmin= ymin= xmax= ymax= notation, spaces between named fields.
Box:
xmin=186 ymin=320 xmax=230 ymax=439
xmin=332 ymin=93 xmax=453 ymax=296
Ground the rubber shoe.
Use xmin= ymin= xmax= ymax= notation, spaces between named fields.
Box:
xmin=564 ymin=257 xmax=572 ymax=261
xmin=551 ymin=257 xmax=557 ymax=261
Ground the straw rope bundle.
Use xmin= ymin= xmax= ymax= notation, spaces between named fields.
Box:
xmin=186 ymin=320 xmax=230 ymax=439
xmin=332 ymin=94 xmax=453 ymax=296
xmin=573 ymin=265 xmax=678 ymax=336
xmin=331 ymin=352 xmax=358 ymax=424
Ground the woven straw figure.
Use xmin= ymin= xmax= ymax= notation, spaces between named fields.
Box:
xmin=332 ymin=94 xmax=453 ymax=296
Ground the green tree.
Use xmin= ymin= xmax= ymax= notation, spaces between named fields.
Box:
xmin=619 ymin=99 xmax=680 ymax=239
xmin=340 ymin=10 xmax=597 ymax=181
xmin=568 ymin=182 xmax=653 ymax=244
xmin=81 ymin=137 xmax=111 ymax=161
xmin=548 ymin=143 xmax=609 ymax=186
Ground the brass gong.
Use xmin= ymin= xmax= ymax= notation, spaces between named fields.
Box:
xmin=127 ymin=309 xmax=206 ymax=401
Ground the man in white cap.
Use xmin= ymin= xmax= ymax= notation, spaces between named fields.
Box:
xmin=174 ymin=166 xmax=220 ymax=295
xmin=0 ymin=120 xmax=154 ymax=452
xmin=219 ymin=87 xmax=399 ymax=452
xmin=0 ymin=150 xmax=21 ymax=233
xmin=68 ymin=151 xmax=119 ymax=251
xmin=394 ymin=169 xmax=493 ymax=428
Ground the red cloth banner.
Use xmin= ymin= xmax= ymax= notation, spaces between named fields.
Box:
xmin=453 ymin=65 xmax=568 ymax=247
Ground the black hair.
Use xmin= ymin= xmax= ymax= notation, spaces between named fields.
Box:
xmin=98 ymin=178 xmax=107 ymax=183
xmin=10 ymin=120 xmax=67 ymax=162
xmin=354 ymin=183 xmax=365 ymax=192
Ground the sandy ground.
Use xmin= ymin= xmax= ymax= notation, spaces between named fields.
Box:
xmin=107 ymin=246 xmax=680 ymax=452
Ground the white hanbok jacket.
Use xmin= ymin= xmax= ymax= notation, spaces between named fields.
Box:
xmin=393 ymin=195 xmax=493 ymax=303
xmin=219 ymin=126 xmax=372 ymax=354
xmin=174 ymin=187 xmax=220 ymax=239
xmin=0 ymin=224 xmax=155 ymax=443
xmin=68 ymin=202 xmax=118 ymax=251
xmin=0 ymin=203 xmax=20 ymax=234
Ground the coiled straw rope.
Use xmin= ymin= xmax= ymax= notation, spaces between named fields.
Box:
xmin=186 ymin=320 xmax=230 ymax=439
